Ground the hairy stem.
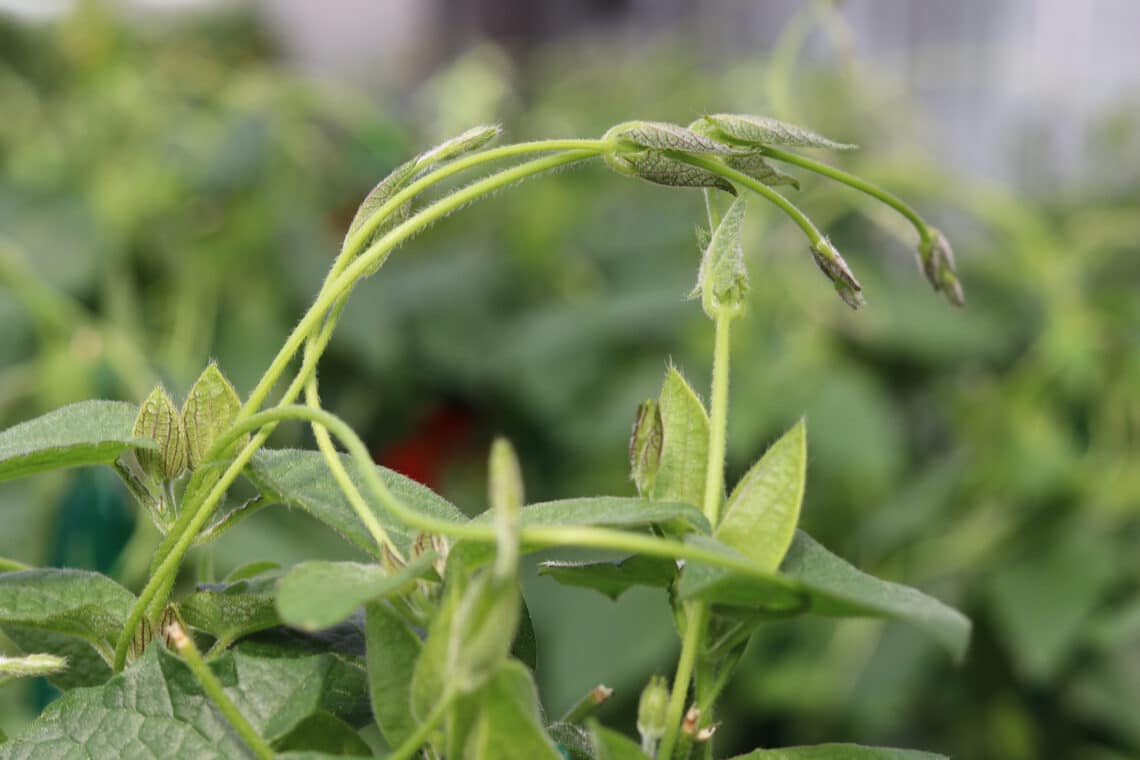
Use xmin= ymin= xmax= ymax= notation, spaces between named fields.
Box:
xmin=703 ymin=314 xmax=732 ymax=526
xmin=167 ymin=624 xmax=274 ymax=760
xmin=757 ymin=145 xmax=933 ymax=244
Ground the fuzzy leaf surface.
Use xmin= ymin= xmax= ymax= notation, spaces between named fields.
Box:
xmin=0 ymin=401 xmax=154 ymax=482
xmin=245 ymin=448 xmax=466 ymax=557
xmin=538 ymin=555 xmax=677 ymax=600
xmin=716 ymin=419 xmax=806 ymax=571
xmin=679 ymin=532 xmax=971 ymax=661
xmin=364 ymin=602 xmax=422 ymax=746
xmin=701 ymin=114 xmax=856 ymax=150
xmin=463 ymin=660 xmax=561 ymax=760
xmin=728 ymin=744 xmax=946 ymax=759
xmin=655 ymin=368 xmax=710 ymax=509
xmin=590 ymin=721 xmax=651 ymax=759
xmin=473 ymin=496 xmax=708 ymax=534
xmin=277 ymin=554 xmax=436 ymax=631
xmin=0 ymin=646 xmax=368 ymax=759
xmin=179 ymin=572 xmax=280 ymax=648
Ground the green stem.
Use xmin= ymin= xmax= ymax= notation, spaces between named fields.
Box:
xmin=653 ymin=308 xmax=735 ymax=759
xmin=756 ymin=145 xmax=933 ymax=244
xmin=116 ymin=150 xmax=601 ymax=672
xmin=0 ymin=557 xmax=31 ymax=572
xmin=387 ymin=689 xmax=454 ymax=760
xmin=168 ymin=624 xmax=274 ymax=760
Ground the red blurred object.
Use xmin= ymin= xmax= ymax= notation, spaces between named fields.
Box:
xmin=375 ymin=403 xmax=475 ymax=489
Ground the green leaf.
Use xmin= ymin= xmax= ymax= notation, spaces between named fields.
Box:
xmin=716 ymin=419 xmax=807 ymax=571
xmin=606 ymin=121 xmax=740 ymax=156
xmin=590 ymin=720 xmax=651 ymax=759
xmin=547 ymin=722 xmax=594 ymax=759
xmin=245 ymin=448 xmax=467 ymax=557
xmin=628 ymin=400 xmax=663 ymax=497
xmin=1 ymin=646 xmax=368 ymax=758
xmin=271 ymin=711 xmax=371 ymax=755
xmin=678 ymin=532 xmax=971 ymax=662
xmin=655 ymin=367 xmax=710 ymax=509
xmin=727 ymin=744 xmax=946 ymax=760
xmin=224 ymin=561 xmax=281 ymax=582
xmin=449 ymin=571 xmax=521 ymax=694
xmin=416 ymin=124 xmax=502 ymax=168
xmin=605 ymin=149 xmax=736 ymax=194
xmin=365 ymin=602 xmax=422 ymax=746
xmin=343 ymin=159 xmax=417 ymax=253
xmin=0 ymin=400 xmax=154 ymax=483
xmin=700 ymin=114 xmax=857 ymax=151
xmin=512 ymin=596 xmax=538 ymax=671
xmin=473 ymin=496 xmax=708 ymax=534
xmin=692 ymin=196 xmax=749 ymax=318
xmin=277 ymin=554 xmax=436 ymax=631
xmin=724 ymin=153 xmax=800 ymax=189
xmin=0 ymin=569 xmax=136 ymax=665
xmin=464 ymin=660 xmax=561 ymax=760
xmin=538 ymin=555 xmax=676 ymax=600
xmin=179 ymin=572 xmax=280 ymax=649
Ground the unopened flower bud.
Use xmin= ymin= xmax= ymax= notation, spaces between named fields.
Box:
xmin=133 ymin=385 xmax=187 ymax=481
xmin=809 ymin=237 xmax=865 ymax=309
xmin=637 ymin=674 xmax=670 ymax=748
xmin=917 ymin=228 xmax=965 ymax=306
xmin=629 ymin=400 xmax=662 ymax=497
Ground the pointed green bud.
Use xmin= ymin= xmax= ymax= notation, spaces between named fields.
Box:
xmin=0 ymin=653 xmax=68 ymax=681
xmin=809 ymin=237 xmax=865 ymax=310
xmin=917 ymin=228 xmax=965 ymax=306
xmin=182 ymin=363 xmax=246 ymax=468
xmin=629 ymin=399 xmax=663 ymax=498
xmin=637 ymin=674 xmax=670 ymax=750
xmin=488 ymin=437 xmax=523 ymax=580
xmin=447 ymin=570 xmax=520 ymax=695
xmin=691 ymin=196 xmax=749 ymax=318
xmin=132 ymin=385 xmax=187 ymax=480
xmin=415 ymin=124 xmax=502 ymax=169
xmin=697 ymin=113 xmax=857 ymax=151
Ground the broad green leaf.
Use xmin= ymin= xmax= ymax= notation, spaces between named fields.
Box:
xmin=590 ymin=721 xmax=650 ymax=759
xmin=179 ymin=572 xmax=280 ymax=649
xmin=277 ymin=554 xmax=436 ymax=631
xmin=538 ymin=555 xmax=676 ymax=600
xmin=678 ymin=532 xmax=971 ymax=662
xmin=700 ymin=114 xmax=857 ymax=151
xmin=245 ymin=448 xmax=467 ymax=557
xmin=716 ymin=419 xmax=807 ymax=571
xmin=0 ymin=401 xmax=154 ymax=482
xmin=464 ymin=660 xmax=561 ymax=760
xmin=0 ymin=569 xmax=135 ymax=664
xmin=271 ymin=711 xmax=371 ymax=755
xmin=473 ymin=496 xmax=709 ymax=534
xmin=655 ymin=368 xmax=710 ymax=509
xmin=1 ymin=646 xmax=368 ymax=758
xmin=365 ymin=602 xmax=422 ymax=746
xmin=728 ymin=744 xmax=946 ymax=760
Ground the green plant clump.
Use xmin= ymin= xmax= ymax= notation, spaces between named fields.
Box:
xmin=0 ymin=113 xmax=968 ymax=758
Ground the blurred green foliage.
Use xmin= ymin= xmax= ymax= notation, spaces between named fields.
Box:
xmin=1 ymin=4 xmax=1139 ymax=758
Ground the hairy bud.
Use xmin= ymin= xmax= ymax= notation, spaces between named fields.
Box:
xmin=809 ymin=237 xmax=865 ymax=310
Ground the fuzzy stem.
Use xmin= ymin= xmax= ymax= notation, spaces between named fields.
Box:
xmin=703 ymin=313 xmax=732 ymax=527
xmin=167 ymin=624 xmax=274 ymax=760
xmin=757 ymin=145 xmax=933 ymax=244
xmin=657 ymin=602 xmax=707 ymax=760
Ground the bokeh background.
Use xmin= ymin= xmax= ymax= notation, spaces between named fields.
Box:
xmin=2 ymin=1 xmax=1139 ymax=757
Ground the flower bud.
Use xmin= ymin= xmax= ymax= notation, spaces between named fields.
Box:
xmin=809 ymin=237 xmax=865 ymax=309
xmin=133 ymin=385 xmax=188 ymax=481
xmin=637 ymin=674 xmax=670 ymax=749
xmin=182 ymin=363 xmax=246 ymax=468
xmin=628 ymin=399 xmax=663 ymax=497
xmin=917 ymin=228 xmax=965 ymax=306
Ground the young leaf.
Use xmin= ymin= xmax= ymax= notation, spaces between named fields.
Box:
xmin=365 ymin=602 xmax=422 ymax=746
xmin=245 ymin=448 xmax=467 ymax=557
xmin=415 ymin=124 xmax=502 ymax=169
xmin=343 ymin=159 xmax=417 ymax=256
xmin=699 ymin=114 xmax=857 ymax=151
xmin=716 ymin=419 xmax=807 ymax=571
xmin=692 ymin=196 xmax=749 ymax=318
xmin=1 ymin=646 xmax=369 ymax=757
xmin=270 ymin=711 xmax=371 ymax=756
xmin=655 ymin=368 xmax=710 ymax=510
xmin=0 ymin=569 xmax=136 ymax=663
xmin=411 ymin=576 xmax=462 ymax=722
xmin=678 ymin=532 xmax=972 ymax=662
xmin=179 ymin=572 xmax=280 ymax=649
xmin=605 ymin=149 xmax=736 ymax=194
xmin=605 ymin=121 xmax=741 ymax=156
xmin=725 ymin=153 xmax=800 ymax=189
xmin=0 ymin=400 xmax=154 ymax=482
xmin=489 ymin=437 xmax=524 ymax=578
xmin=276 ymin=554 xmax=437 ymax=631
xmin=132 ymin=385 xmax=188 ymax=481
xmin=727 ymin=744 xmax=946 ymax=760
xmin=538 ymin=555 xmax=677 ymax=600
xmin=463 ymin=660 xmax=561 ymax=760
xmin=448 ymin=571 xmax=521 ymax=694
xmin=182 ymin=362 xmax=246 ymax=468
